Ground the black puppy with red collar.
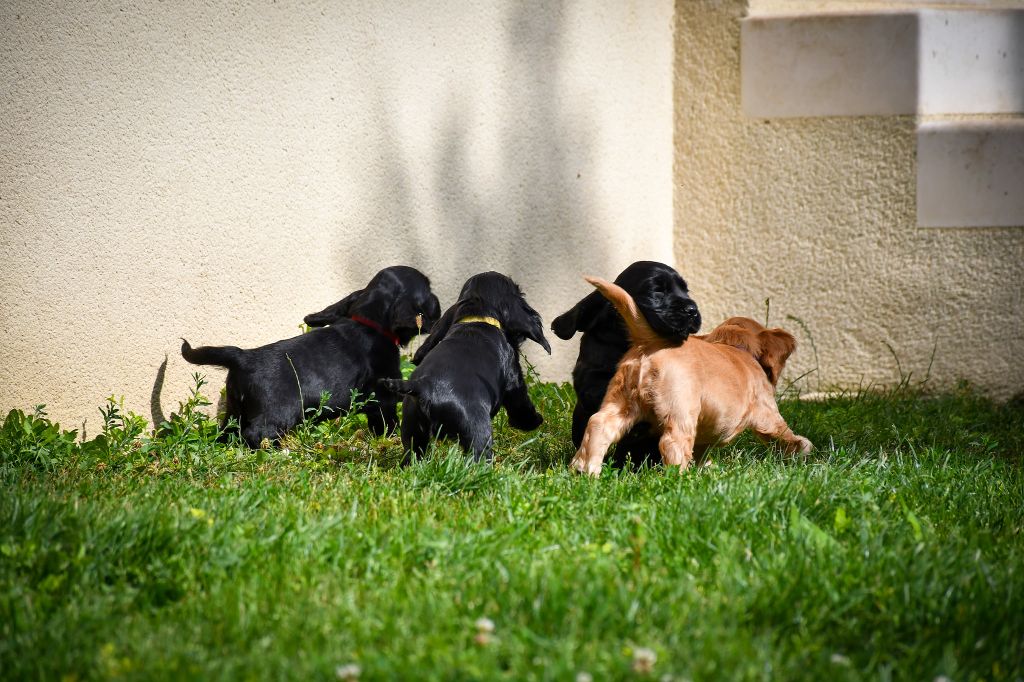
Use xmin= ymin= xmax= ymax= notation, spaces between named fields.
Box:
xmin=182 ymin=265 xmax=441 ymax=448
xmin=381 ymin=271 xmax=551 ymax=462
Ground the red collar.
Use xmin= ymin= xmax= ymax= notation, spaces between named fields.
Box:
xmin=349 ymin=315 xmax=401 ymax=347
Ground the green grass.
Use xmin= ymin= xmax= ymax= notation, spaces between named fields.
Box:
xmin=1 ymin=376 xmax=1022 ymax=681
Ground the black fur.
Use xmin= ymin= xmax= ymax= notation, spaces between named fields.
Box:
xmin=551 ymin=261 xmax=701 ymax=464
xmin=382 ymin=271 xmax=551 ymax=462
xmin=181 ymin=265 xmax=441 ymax=448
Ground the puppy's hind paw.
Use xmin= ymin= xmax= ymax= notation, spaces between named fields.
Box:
xmin=509 ymin=410 xmax=543 ymax=431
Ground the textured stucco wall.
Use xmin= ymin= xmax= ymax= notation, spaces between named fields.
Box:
xmin=1 ymin=1 xmax=675 ymax=432
xmin=675 ymin=0 xmax=1024 ymax=398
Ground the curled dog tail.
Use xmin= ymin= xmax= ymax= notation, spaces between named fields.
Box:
xmin=180 ymin=339 xmax=246 ymax=370
xmin=583 ymin=276 xmax=672 ymax=351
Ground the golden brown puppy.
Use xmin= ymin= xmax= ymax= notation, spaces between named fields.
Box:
xmin=570 ymin=276 xmax=812 ymax=476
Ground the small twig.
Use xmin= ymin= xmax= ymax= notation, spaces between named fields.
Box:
xmin=285 ymin=353 xmax=305 ymax=420
xmin=784 ymin=315 xmax=820 ymax=393
xmin=920 ymin=341 xmax=937 ymax=389
xmin=882 ymin=341 xmax=911 ymax=390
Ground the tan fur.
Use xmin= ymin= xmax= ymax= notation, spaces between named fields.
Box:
xmin=571 ymin=277 xmax=812 ymax=476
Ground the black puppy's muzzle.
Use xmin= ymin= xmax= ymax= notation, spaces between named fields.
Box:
xmin=682 ymin=299 xmax=701 ymax=334
xmin=650 ymin=296 xmax=702 ymax=340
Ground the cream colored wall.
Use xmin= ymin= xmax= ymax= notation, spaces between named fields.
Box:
xmin=675 ymin=0 xmax=1024 ymax=398
xmin=0 ymin=1 xmax=675 ymax=432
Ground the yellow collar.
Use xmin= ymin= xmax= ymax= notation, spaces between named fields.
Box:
xmin=456 ymin=315 xmax=502 ymax=330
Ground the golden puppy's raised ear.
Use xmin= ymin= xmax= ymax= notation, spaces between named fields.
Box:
xmin=756 ymin=328 xmax=797 ymax=387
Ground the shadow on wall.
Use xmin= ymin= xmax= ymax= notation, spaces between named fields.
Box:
xmin=151 ymin=356 xmax=168 ymax=428
xmin=336 ymin=1 xmax=609 ymax=305
xmin=151 ymin=3 xmax=618 ymax=420
xmin=1004 ymin=11 xmax=1024 ymax=110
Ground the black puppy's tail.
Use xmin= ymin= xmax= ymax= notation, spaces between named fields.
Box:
xmin=377 ymin=377 xmax=421 ymax=398
xmin=181 ymin=339 xmax=246 ymax=370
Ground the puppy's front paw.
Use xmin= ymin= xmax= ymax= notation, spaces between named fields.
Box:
xmin=784 ymin=436 xmax=813 ymax=456
xmin=569 ymin=452 xmax=602 ymax=477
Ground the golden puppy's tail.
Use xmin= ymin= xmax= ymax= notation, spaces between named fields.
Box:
xmin=583 ymin=276 xmax=672 ymax=350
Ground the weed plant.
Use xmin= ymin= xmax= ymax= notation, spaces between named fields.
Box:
xmin=1 ymin=372 xmax=1022 ymax=680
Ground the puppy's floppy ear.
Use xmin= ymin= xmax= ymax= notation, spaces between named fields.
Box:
xmin=426 ymin=293 xmax=442 ymax=324
xmin=304 ymin=289 xmax=363 ymax=327
xmin=756 ymin=328 xmax=797 ymax=387
xmin=411 ymin=305 xmax=458 ymax=365
xmin=702 ymin=323 xmax=758 ymax=355
xmin=509 ymin=298 xmax=552 ymax=354
xmin=551 ymin=290 xmax=605 ymax=339
xmin=349 ymin=280 xmax=398 ymax=323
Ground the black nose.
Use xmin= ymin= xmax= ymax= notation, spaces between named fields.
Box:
xmin=683 ymin=301 xmax=699 ymax=318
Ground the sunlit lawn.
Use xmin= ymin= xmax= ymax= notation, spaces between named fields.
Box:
xmin=1 ymin=378 xmax=1022 ymax=680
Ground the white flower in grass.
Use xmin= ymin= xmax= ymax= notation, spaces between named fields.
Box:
xmin=632 ymin=647 xmax=657 ymax=674
xmin=473 ymin=617 xmax=496 ymax=646
xmin=576 ymin=673 xmax=594 ymax=682
xmin=830 ymin=653 xmax=851 ymax=666
xmin=335 ymin=663 xmax=361 ymax=680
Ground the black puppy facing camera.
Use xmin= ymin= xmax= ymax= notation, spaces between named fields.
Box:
xmin=181 ymin=265 xmax=441 ymax=448
xmin=381 ymin=271 xmax=551 ymax=463
xmin=551 ymin=260 xmax=701 ymax=464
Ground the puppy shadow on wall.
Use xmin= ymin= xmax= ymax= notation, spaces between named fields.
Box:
xmin=150 ymin=356 xmax=169 ymax=429
xmin=150 ymin=356 xmax=229 ymax=431
xmin=336 ymin=0 xmax=610 ymax=300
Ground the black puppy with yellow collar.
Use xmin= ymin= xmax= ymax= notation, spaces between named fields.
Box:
xmin=381 ymin=271 xmax=551 ymax=462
